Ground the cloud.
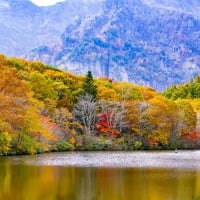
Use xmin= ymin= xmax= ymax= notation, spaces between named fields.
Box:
xmin=0 ymin=1 xmax=10 ymax=8
xmin=30 ymin=0 xmax=66 ymax=6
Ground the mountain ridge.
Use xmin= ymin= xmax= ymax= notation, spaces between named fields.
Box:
xmin=26 ymin=0 xmax=200 ymax=90
xmin=0 ymin=0 xmax=103 ymax=56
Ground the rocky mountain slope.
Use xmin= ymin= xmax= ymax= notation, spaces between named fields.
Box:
xmin=0 ymin=0 xmax=103 ymax=55
xmin=26 ymin=0 xmax=200 ymax=90
xmin=1 ymin=0 xmax=200 ymax=90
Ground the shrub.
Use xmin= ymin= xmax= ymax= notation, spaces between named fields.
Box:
xmin=54 ymin=140 xmax=75 ymax=151
xmin=16 ymin=134 xmax=37 ymax=155
xmin=0 ymin=132 xmax=11 ymax=155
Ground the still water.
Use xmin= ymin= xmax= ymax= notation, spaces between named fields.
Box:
xmin=0 ymin=151 xmax=200 ymax=200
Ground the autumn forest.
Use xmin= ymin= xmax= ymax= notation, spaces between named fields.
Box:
xmin=0 ymin=54 xmax=200 ymax=155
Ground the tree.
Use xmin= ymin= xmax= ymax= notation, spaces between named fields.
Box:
xmin=96 ymin=112 xmax=119 ymax=136
xmin=96 ymin=101 xmax=128 ymax=137
xmin=0 ymin=67 xmax=29 ymax=132
xmin=72 ymin=94 xmax=97 ymax=135
xmin=28 ymin=71 xmax=58 ymax=102
xmin=143 ymin=96 xmax=180 ymax=147
xmin=176 ymin=100 xmax=197 ymax=133
xmin=124 ymin=95 xmax=181 ymax=148
xmin=181 ymin=130 xmax=200 ymax=148
xmin=96 ymin=84 xmax=120 ymax=101
xmin=113 ymin=82 xmax=143 ymax=101
xmin=52 ymin=107 xmax=82 ymax=142
xmin=82 ymin=71 xmax=97 ymax=98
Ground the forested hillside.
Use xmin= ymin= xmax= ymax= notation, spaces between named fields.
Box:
xmin=163 ymin=77 xmax=200 ymax=134
xmin=0 ymin=54 xmax=199 ymax=155
xmin=163 ymin=76 xmax=200 ymax=100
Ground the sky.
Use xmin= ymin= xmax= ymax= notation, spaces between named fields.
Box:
xmin=30 ymin=0 xmax=66 ymax=6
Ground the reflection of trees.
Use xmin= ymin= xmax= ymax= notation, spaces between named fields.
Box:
xmin=0 ymin=159 xmax=200 ymax=200
xmin=0 ymin=159 xmax=11 ymax=198
xmin=74 ymin=168 xmax=96 ymax=200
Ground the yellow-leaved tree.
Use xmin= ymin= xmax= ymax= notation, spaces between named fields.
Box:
xmin=0 ymin=65 xmax=55 ymax=154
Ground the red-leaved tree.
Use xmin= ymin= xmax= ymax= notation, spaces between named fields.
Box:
xmin=96 ymin=112 xmax=119 ymax=136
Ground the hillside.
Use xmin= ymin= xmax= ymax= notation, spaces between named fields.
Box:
xmin=0 ymin=54 xmax=199 ymax=155
xmin=163 ymin=75 xmax=200 ymax=100
xmin=163 ymin=75 xmax=200 ymax=129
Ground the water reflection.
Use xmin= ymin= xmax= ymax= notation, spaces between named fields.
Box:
xmin=0 ymin=155 xmax=200 ymax=200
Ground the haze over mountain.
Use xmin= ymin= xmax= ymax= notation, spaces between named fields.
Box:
xmin=0 ymin=0 xmax=103 ymax=55
xmin=1 ymin=0 xmax=200 ymax=90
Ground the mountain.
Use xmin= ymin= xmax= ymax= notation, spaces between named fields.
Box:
xmin=26 ymin=0 xmax=200 ymax=90
xmin=0 ymin=0 xmax=103 ymax=56
xmin=1 ymin=0 xmax=200 ymax=90
xmin=142 ymin=0 xmax=200 ymax=19
xmin=0 ymin=0 xmax=40 ymax=55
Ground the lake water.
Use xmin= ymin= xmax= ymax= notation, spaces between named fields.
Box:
xmin=0 ymin=151 xmax=200 ymax=200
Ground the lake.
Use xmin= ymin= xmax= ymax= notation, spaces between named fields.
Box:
xmin=0 ymin=151 xmax=200 ymax=200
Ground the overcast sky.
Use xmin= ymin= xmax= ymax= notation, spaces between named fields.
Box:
xmin=30 ymin=0 xmax=66 ymax=6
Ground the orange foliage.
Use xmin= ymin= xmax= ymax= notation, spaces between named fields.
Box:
xmin=69 ymin=137 xmax=76 ymax=144
xmin=181 ymin=130 xmax=200 ymax=144
xmin=0 ymin=66 xmax=29 ymax=131
xmin=148 ymin=138 xmax=158 ymax=147
xmin=40 ymin=115 xmax=60 ymax=141
xmin=140 ymin=87 xmax=157 ymax=101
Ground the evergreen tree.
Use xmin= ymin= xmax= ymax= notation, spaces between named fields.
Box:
xmin=82 ymin=71 xmax=97 ymax=98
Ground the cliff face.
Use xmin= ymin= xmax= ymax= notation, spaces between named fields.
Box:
xmin=1 ymin=0 xmax=200 ymax=90
xmin=26 ymin=0 xmax=200 ymax=90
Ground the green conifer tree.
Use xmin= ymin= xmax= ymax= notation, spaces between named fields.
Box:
xmin=82 ymin=71 xmax=97 ymax=98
